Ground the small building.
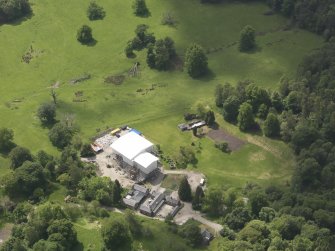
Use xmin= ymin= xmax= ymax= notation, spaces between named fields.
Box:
xmin=190 ymin=121 xmax=206 ymax=129
xmin=165 ymin=196 xmax=180 ymax=207
xmin=134 ymin=152 xmax=159 ymax=177
xmin=150 ymin=193 xmax=165 ymax=216
xmin=123 ymin=184 xmax=149 ymax=209
xmin=111 ymin=128 xmax=121 ymax=135
xmin=110 ymin=131 xmax=159 ymax=180
xmin=110 ymin=131 xmax=154 ymax=166
xmin=139 ymin=192 xmax=165 ymax=217
xmin=91 ymin=143 xmax=103 ymax=153
xmin=201 ymin=229 xmax=214 ymax=245
xmin=139 ymin=204 xmax=152 ymax=216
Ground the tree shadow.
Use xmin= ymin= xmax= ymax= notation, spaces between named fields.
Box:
xmin=246 ymin=123 xmax=262 ymax=136
xmin=197 ymin=68 xmax=216 ymax=82
xmin=136 ymin=10 xmax=152 ymax=18
xmin=240 ymin=45 xmax=262 ymax=54
xmin=0 ymin=142 xmax=17 ymax=156
xmin=40 ymin=119 xmax=58 ymax=130
xmin=73 ymin=242 xmax=84 ymax=251
xmin=126 ymin=53 xmax=137 ymax=59
xmin=86 ymin=39 xmax=98 ymax=47
xmin=0 ymin=12 xmax=34 ymax=27
xmin=208 ymin=122 xmax=219 ymax=130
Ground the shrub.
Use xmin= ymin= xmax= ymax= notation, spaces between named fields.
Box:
xmin=184 ymin=43 xmax=208 ymax=78
xmin=49 ymin=123 xmax=74 ymax=149
xmin=0 ymin=0 xmax=31 ymax=22
xmin=87 ymin=1 xmax=105 ymax=20
xmin=37 ymin=102 xmax=56 ymax=124
xmin=215 ymin=142 xmax=231 ymax=153
xmin=239 ymin=25 xmax=256 ymax=52
xmin=132 ymin=0 xmax=149 ymax=17
xmin=77 ymin=25 xmax=94 ymax=44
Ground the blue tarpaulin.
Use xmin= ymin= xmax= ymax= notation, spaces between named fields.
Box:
xmin=130 ymin=129 xmax=142 ymax=135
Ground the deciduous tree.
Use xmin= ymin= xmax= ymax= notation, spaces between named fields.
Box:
xmin=239 ymin=25 xmax=256 ymax=52
xmin=178 ymin=176 xmax=192 ymax=201
xmin=184 ymin=43 xmax=208 ymax=78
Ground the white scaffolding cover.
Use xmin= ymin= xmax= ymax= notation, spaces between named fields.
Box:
xmin=110 ymin=132 xmax=154 ymax=165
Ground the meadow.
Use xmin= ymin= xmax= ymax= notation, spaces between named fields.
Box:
xmin=0 ymin=0 xmax=323 ymax=188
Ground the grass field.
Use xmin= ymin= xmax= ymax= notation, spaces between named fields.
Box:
xmin=0 ymin=1 xmax=322 ymax=188
xmin=73 ymin=213 xmax=197 ymax=251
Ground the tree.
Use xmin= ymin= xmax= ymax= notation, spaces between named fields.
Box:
xmin=0 ymin=127 xmax=14 ymax=152
xmin=238 ymin=102 xmax=255 ymax=131
xmin=202 ymin=187 xmax=225 ymax=217
xmin=77 ymin=25 xmax=93 ymax=44
xmin=152 ymin=39 xmax=170 ymax=70
xmin=125 ymin=209 xmax=142 ymax=237
xmin=238 ymin=220 xmax=270 ymax=244
xmin=87 ymin=1 xmax=105 ymax=20
xmin=292 ymin=236 xmax=313 ymax=251
xmin=184 ymin=43 xmax=208 ymax=78
xmin=239 ymin=25 xmax=256 ymax=52
xmin=32 ymin=240 xmax=62 ymax=251
xmin=215 ymin=84 xmax=224 ymax=107
xmin=78 ymin=177 xmax=113 ymax=204
xmin=50 ymin=89 xmax=57 ymax=105
xmin=178 ymin=176 xmax=192 ymax=201
xmin=132 ymin=0 xmax=149 ymax=17
xmin=223 ymin=95 xmax=241 ymax=122
xmin=37 ymin=103 xmax=56 ymax=124
xmin=125 ymin=40 xmax=135 ymax=57
xmin=0 ymin=237 xmax=27 ymax=251
xmin=49 ymin=123 xmax=74 ymax=149
xmin=101 ymin=218 xmax=132 ymax=251
xmin=224 ymin=207 xmax=252 ymax=231
xmin=112 ymin=179 xmax=122 ymax=205
xmin=259 ymin=207 xmax=276 ymax=223
xmin=205 ymin=110 xmax=215 ymax=127
xmin=249 ymin=191 xmax=269 ymax=216
xmin=9 ymin=146 xmax=33 ymax=169
xmin=5 ymin=161 xmax=47 ymax=198
xmin=80 ymin=143 xmax=95 ymax=157
xmin=36 ymin=150 xmax=53 ymax=168
xmin=291 ymin=125 xmax=319 ymax=153
xmin=47 ymin=219 xmax=77 ymax=249
xmin=178 ymin=220 xmax=202 ymax=247
xmin=131 ymin=24 xmax=155 ymax=51
xmin=263 ymin=113 xmax=280 ymax=137
xmin=0 ymin=0 xmax=31 ymax=22
xmin=285 ymin=91 xmax=301 ymax=114
xmin=146 ymin=37 xmax=176 ymax=70
xmin=270 ymin=215 xmax=303 ymax=240
xmin=146 ymin=44 xmax=156 ymax=68
xmin=192 ymin=185 xmax=204 ymax=210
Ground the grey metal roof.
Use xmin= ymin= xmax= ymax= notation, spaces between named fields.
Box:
xmin=139 ymin=204 xmax=152 ymax=214
xmin=149 ymin=193 xmax=165 ymax=211
xmin=123 ymin=198 xmax=137 ymax=208
xmin=133 ymin=184 xmax=148 ymax=194
xmin=201 ymin=229 xmax=214 ymax=240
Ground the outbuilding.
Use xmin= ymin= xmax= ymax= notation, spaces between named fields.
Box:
xmin=110 ymin=131 xmax=159 ymax=179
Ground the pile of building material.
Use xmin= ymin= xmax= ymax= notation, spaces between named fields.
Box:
xmin=178 ymin=120 xmax=206 ymax=131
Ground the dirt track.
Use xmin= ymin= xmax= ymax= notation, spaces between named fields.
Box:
xmin=207 ymin=129 xmax=245 ymax=151
xmin=174 ymin=203 xmax=223 ymax=233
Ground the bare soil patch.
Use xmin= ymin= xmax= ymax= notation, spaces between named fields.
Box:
xmin=207 ymin=129 xmax=245 ymax=151
xmin=0 ymin=224 xmax=13 ymax=245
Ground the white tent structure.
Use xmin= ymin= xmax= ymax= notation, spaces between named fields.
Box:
xmin=134 ymin=152 xmax=159 ymax=175
xmin=110 ymin=132 xmax=158 ymax=177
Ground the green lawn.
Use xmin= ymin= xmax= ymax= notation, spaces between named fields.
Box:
xmin=161 ymin=174 xmax=185 ymax=191
xmin=74 ymin=213 xmax=197 ymax=251
xmin=0 ymin=0 xmax=322 ymax=213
